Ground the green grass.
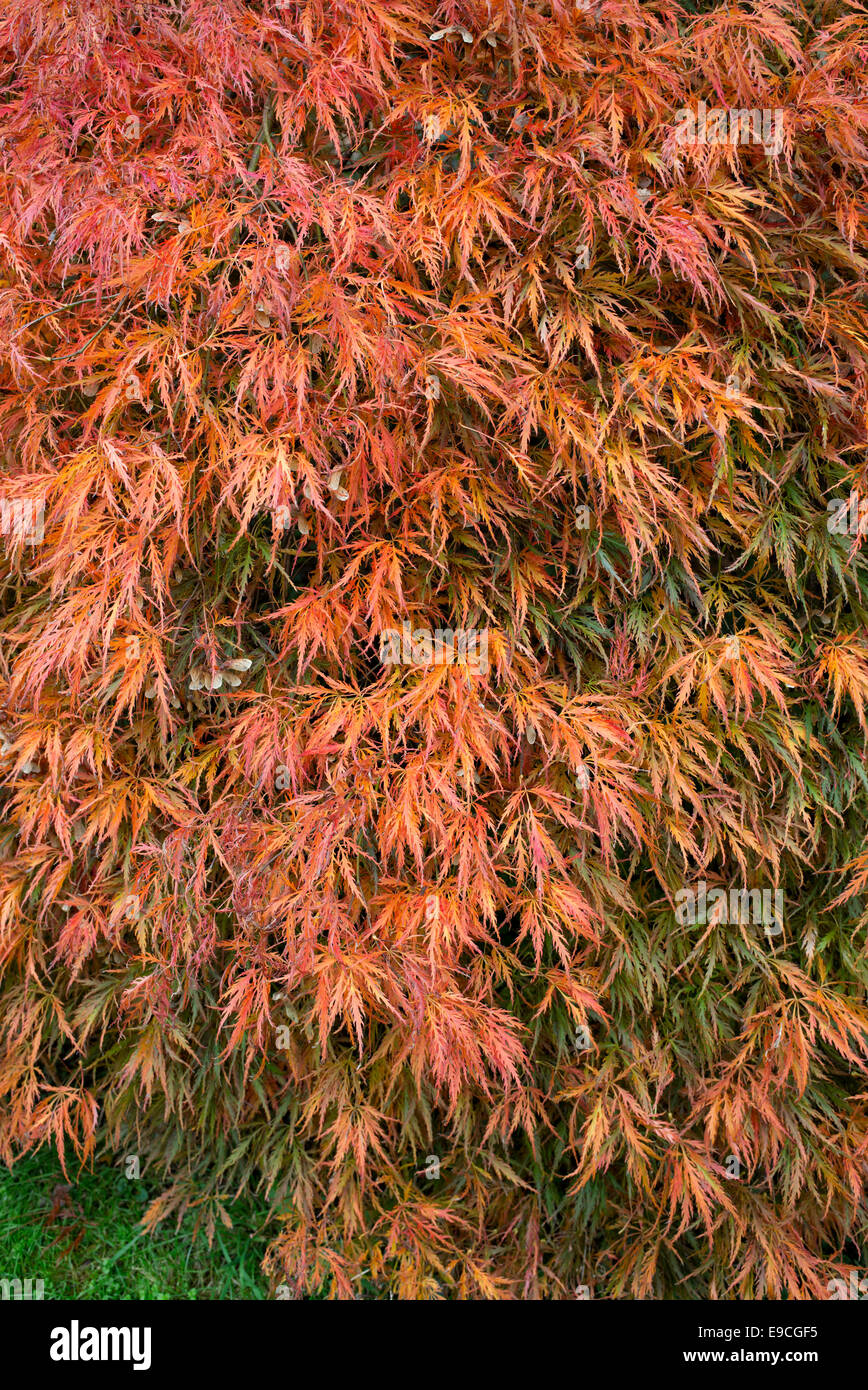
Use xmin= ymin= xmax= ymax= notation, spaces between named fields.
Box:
xmin=0 ymin=1149 xmax=271 ymax=1300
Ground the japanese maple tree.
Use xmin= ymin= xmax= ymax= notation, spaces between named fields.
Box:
xmin=1 ymin=0 xmax=868 ymax=1299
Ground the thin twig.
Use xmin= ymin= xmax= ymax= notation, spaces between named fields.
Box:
xmin=247 ymin=91 xmax=275 ymax=174
xmin=44 ymin=294 xmax=129 ymax=363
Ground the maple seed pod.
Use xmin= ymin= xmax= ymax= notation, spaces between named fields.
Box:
xmin=303 ymin=481 xmax=314 ymax=501
xmin=328 ymin=469 xmax=344 ymax=493
xmin=430 ymin=26 xmax=472 ymax=41
xmin=224 ymin=658 xmax=252 ymax=673
xmin=424 ymin=373 xmax=441 ymax=401
xmin=297 ymin=516 xmax=310 ymax=535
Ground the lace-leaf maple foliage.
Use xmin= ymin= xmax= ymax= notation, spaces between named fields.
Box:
xmin=2 ymin=0 xmax=868 ymax=1298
